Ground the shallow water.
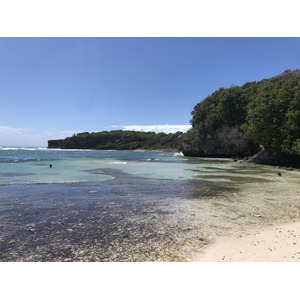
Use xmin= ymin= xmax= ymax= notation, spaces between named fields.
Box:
xmin=0 ymin=147 xmax=300 ymax=261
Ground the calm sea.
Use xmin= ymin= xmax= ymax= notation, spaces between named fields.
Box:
xmin=1 ymin=147 xmax=300 ymax=261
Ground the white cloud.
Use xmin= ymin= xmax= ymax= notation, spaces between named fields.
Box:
xmin=0 ymin=125 xmax=80 ymax=147
xmin=115 ymin=124 xmax=192 ymax=134
xmin=0 ymin=125 xmax=32 ymax=146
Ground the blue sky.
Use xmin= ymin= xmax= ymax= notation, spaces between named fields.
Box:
xmin=1 ymin=37 xmax=300 ymax=146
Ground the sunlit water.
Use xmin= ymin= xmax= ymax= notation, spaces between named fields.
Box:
xmin=0 ymin=147 xmax=300 ymax=261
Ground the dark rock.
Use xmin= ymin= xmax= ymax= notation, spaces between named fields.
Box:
xmin=182 ymin=125 xmax=259 ymax=158
xmin=48 ymin=139 xmax=65 ymax=148
xmin=252 ymin=148 xmax=282 ymax=165
xmin=252 ymin=148 xmax=300 ymax=168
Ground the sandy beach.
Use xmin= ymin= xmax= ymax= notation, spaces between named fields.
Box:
xmin=192 ymin=220 xmax=300 ymax=262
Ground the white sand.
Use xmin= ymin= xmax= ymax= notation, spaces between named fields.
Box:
xmin=192 ymin=221 xmax=300 ymax=262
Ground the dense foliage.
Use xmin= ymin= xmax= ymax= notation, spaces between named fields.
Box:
xmin=241 ymin=70 xmax=300 ymax=155
xmin=191 ymin=82 xmax=258 ymax=129
xmin=48 ymin=130 xmax=184 ymax=151
xmin=190 ymin=70 xmax=300 ymax=156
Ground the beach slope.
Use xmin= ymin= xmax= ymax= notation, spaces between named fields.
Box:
xmin=193 ymin=221 xmax=300 ymax=262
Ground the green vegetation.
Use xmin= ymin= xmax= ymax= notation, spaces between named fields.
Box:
xmin=48 ymin=130 xmax=184 ymax=151
xmin=241 ymin=70 xmax=300 ymax=155
xmin=189 ymin=69 xmax=300 ymax=156
xmin=191 ymin=83 xmax=257 ymax=129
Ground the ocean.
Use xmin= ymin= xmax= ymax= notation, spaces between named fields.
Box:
xmin=1 ymin=147 xmax=300 ymax=261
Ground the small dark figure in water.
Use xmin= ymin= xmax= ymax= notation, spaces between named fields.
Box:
xmin=49 ymin=164 xmax=52 ymax=168
xmin=277 ymin=172 xmax=281 ymax=176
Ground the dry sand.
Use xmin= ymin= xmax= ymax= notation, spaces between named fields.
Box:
xmin=192 ymin=220 xmax=300 ymax=262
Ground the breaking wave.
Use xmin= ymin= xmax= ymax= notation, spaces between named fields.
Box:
xmin=173 ymin=152 xmax=184 ymax=156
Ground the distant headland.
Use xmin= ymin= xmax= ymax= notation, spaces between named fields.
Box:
xmin=48 ymin=130 xmax=184 ymax=152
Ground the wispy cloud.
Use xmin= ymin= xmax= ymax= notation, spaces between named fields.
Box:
xmin=0 ymin=125 xmax=32 ymax=146
xmin=112 ymin=124 xmax=192 ymax=134
xmin=0 ymin=125 xmax=80 ymax=146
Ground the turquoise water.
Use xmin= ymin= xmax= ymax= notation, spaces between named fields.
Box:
xmin=0 ymin=147 xmax=278 ymax=184
xmin=0 ymin=147 xmax=189 ymax=184
xmin=1 ymin=147 xmax=300 ymax=261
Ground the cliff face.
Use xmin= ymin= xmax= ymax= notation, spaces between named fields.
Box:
xmin=48 ymin=139 xmax=65 ymax=148
xmin=48 ymin=136 xmax=92 ymax=149
xmin=182 ymin=125 xmax=259 ymax=158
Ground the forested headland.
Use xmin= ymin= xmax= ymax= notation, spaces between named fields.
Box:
xmin=48 ymin=70 xmax=300 ymax=167
xmin=48 ymin=130 xmax=184 ymax=151
xmin=182 ymin=70 xmax=300 ymax=166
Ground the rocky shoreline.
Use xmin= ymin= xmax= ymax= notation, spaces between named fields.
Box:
xmin=232 ymin=148 xmax=300 ymax=170
xmin=181 ymin=125 xmax=300 ymax=169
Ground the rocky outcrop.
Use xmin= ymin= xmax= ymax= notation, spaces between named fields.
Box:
xmin=251 ymin=148 xmax=283 ymax=165
xmin=248 ymin=147 xmax=300 ymax=168
xmin=48 ymin=139 xmax=65 ymax=148
xmin=182 ymin=125 xmax=259 ymax=158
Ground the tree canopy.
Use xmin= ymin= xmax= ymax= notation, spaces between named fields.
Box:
xmin=190 ymin=69 xmax=300 ymax=156
xmin=49 ymin=130 xmax=184 ymax=151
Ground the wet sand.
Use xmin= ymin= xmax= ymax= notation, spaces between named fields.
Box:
xmin=192 ymin=220 xmax=300 ymax=262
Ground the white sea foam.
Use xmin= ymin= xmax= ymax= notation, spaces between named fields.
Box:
xmin=0 ymin=147 xmax=17 ymax=150
xmin=110 ymin=161 xmax=127 ymax=165
xmin=173 ymin=152 xmax=184 ymax=156
xmin=0 ymin=147 xmax=48 ymax=151
xmin=46 ymin=148 xmax=94 ymax=152
xmin=20 ymin=147 xmax=39 ymax=151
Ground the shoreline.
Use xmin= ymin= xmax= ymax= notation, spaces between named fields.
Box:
xmin=47 ymin=147 xmax=177 ymax=152
xmin=191 ymin=220 xmax=300 ymax=262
